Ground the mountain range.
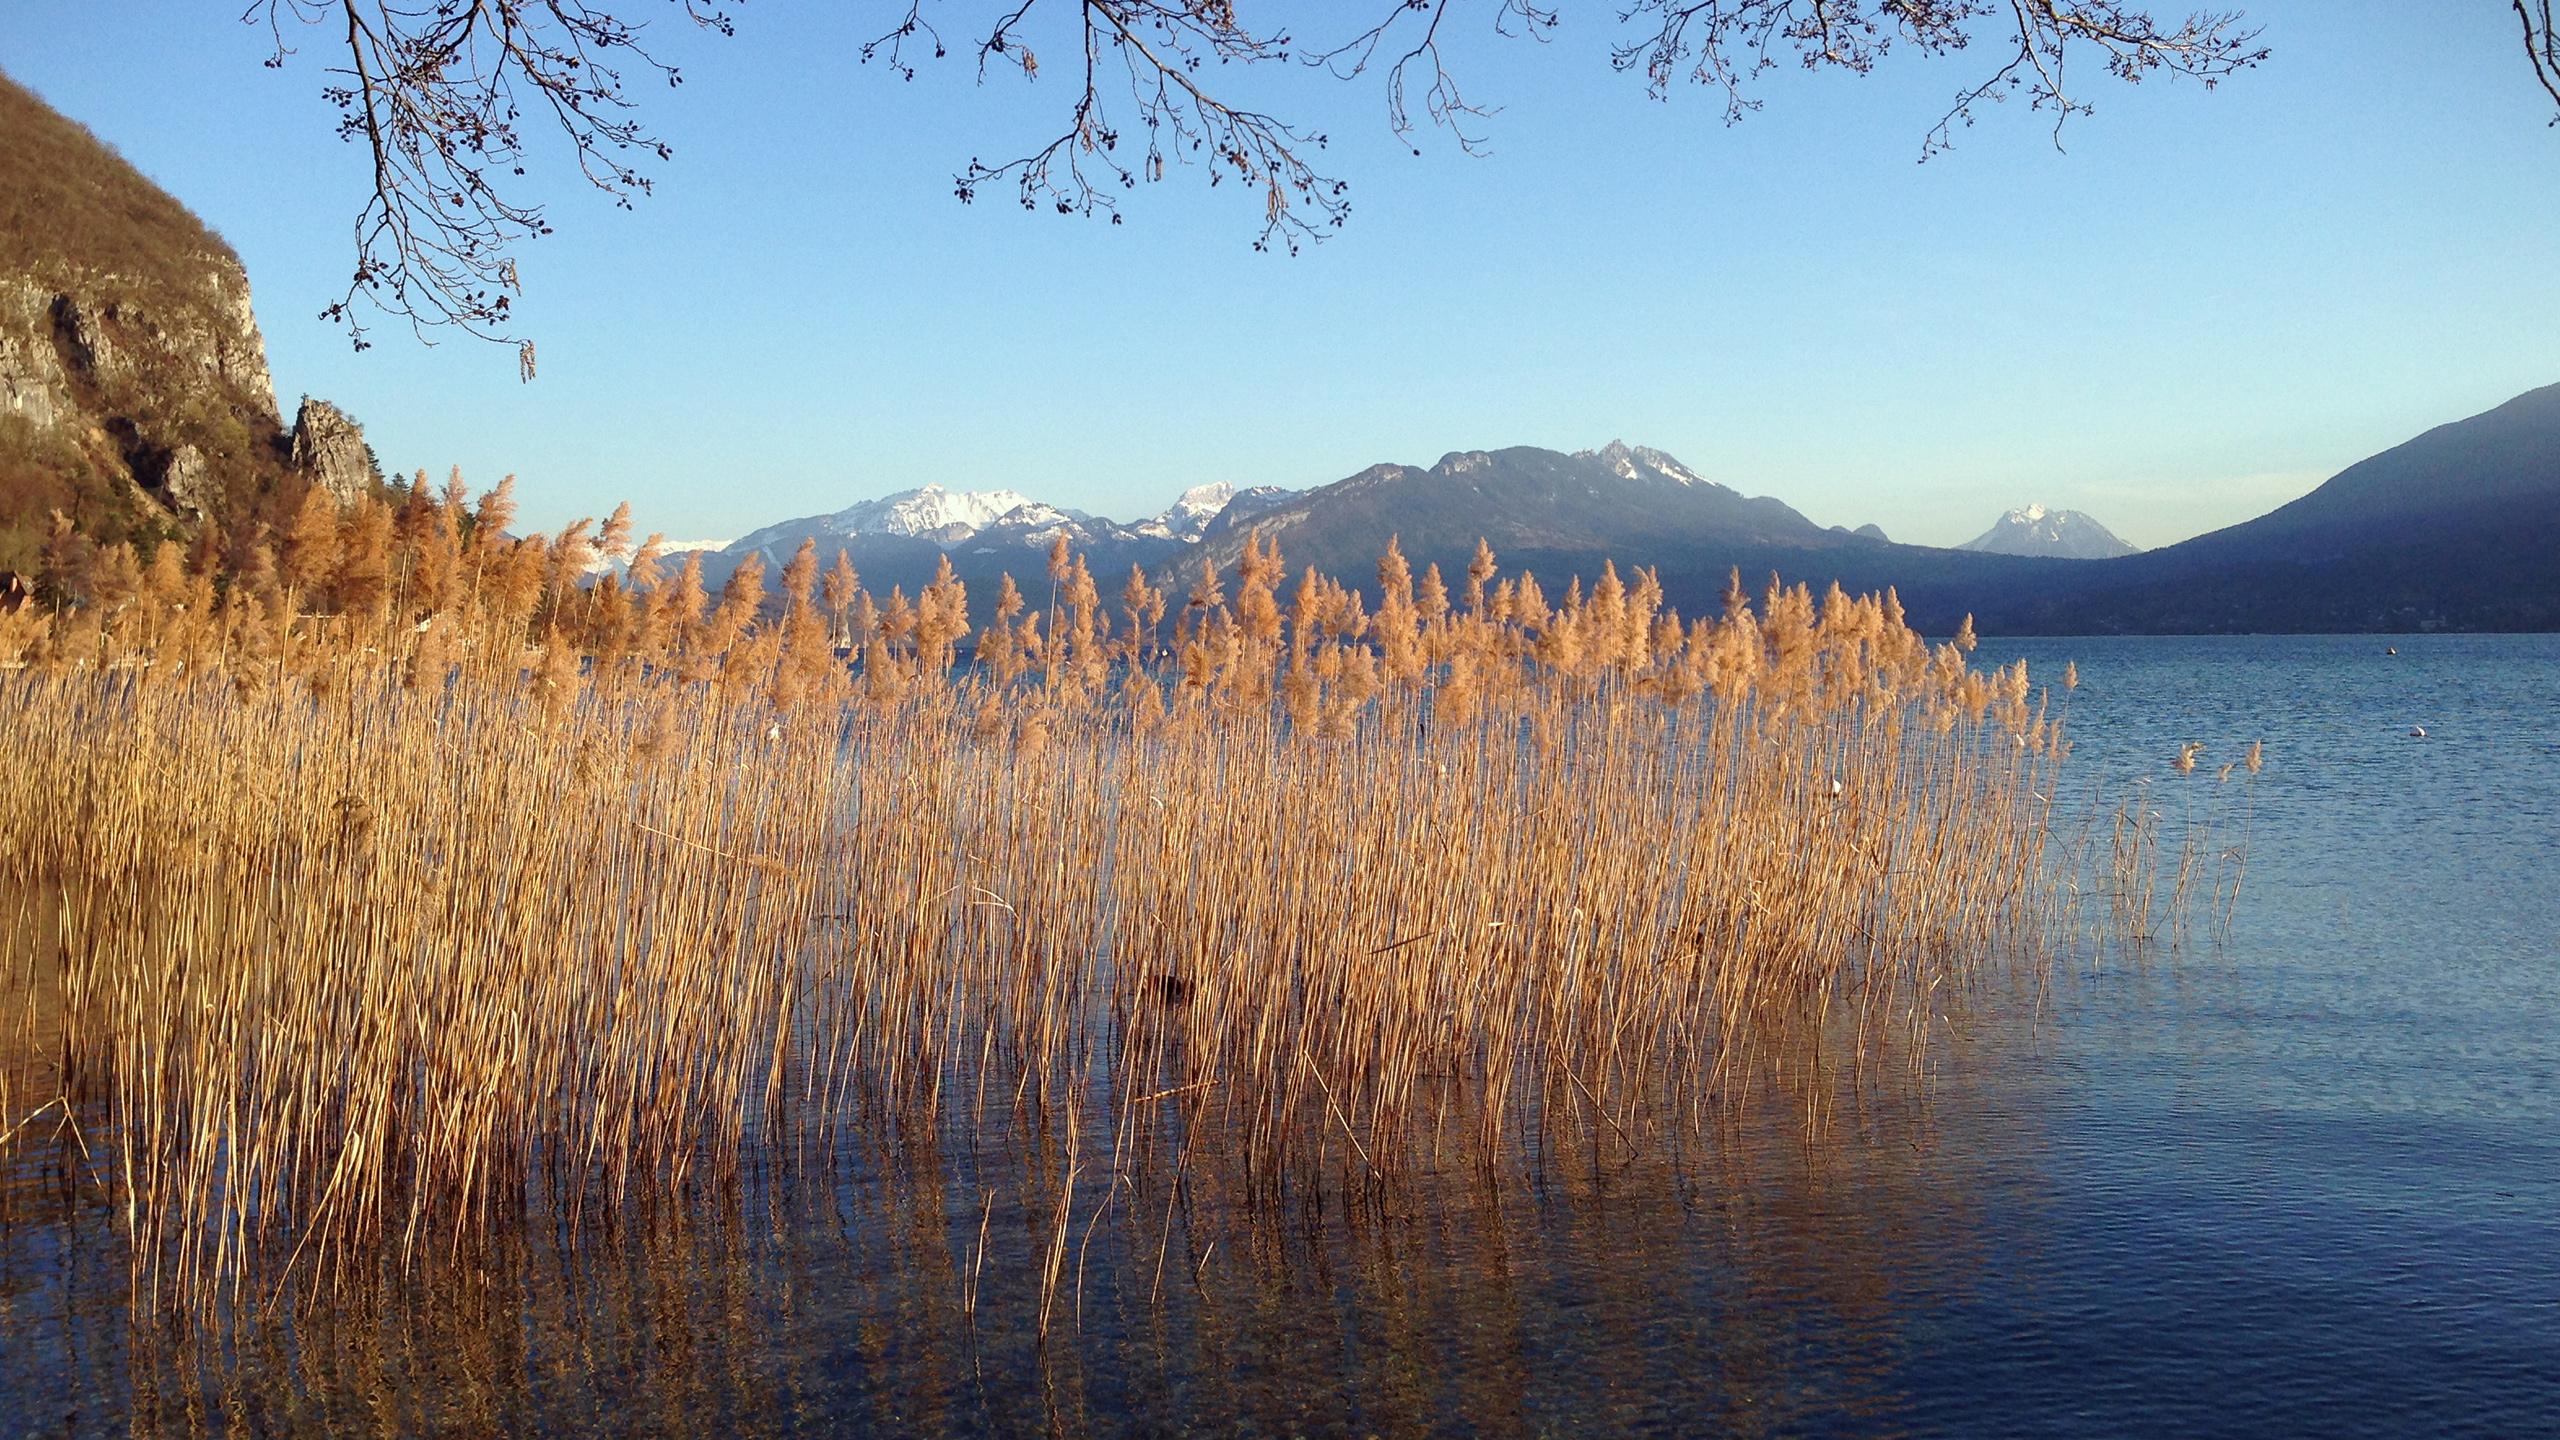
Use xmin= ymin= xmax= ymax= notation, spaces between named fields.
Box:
xmin=725 ymin=479 xmax=1293 ymax=560
xmin=691 ymin=388 xmax=2560 ymax=635
xmin=687 ymin=439 xmax=1859 ymax=623
xmin=696 ymin=479 xmax=1297 ymax=612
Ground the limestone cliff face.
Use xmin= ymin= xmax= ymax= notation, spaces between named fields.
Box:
xmin=287 ymin=398 xmax=381 ymax=505
xmin=0 ymin=258 xmax=285 ymax=513
xmin=0 ymin=67 xmax=375 ymax=570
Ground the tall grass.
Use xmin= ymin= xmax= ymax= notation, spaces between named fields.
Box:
xmin=0 ymin=483 xmax=2122 ymax=1307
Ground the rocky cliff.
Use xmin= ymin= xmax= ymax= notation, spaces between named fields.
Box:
xmin=286 ymin=397 xmax=381 ymax=506
xmin=0 ymin=67 xmax=375 ymax=574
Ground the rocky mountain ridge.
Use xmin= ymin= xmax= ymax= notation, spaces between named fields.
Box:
xmin=1135 ymin=482 xmax=1245 ymax=542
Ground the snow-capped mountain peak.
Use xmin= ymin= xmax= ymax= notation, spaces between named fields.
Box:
xmin=581 ymin=537 xmax=730 ymax=578
xmin=1958 ymin=505 xmax=2140 ymax=560
xmin=1137 ymin=482 xmax=1240 ymax=541
xmin=1578 ymin=440 xmax=1732 ymax=492
xmin=843 ymin=483 xmax=1039 ymax=539
xmin=730 ymin=484 xmax=1040 ymax=554
xmin=726 ymin=478 xmax=1301 ymax=565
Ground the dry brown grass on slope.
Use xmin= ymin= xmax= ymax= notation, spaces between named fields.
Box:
xmin=0 ymin=66 xmax=239 ymax=308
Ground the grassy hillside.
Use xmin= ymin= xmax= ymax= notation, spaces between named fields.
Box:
xmin=0 ymin=68 xmax=240 ymax=304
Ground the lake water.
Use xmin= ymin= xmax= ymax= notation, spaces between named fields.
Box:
xmin=3 ymin=634 xmax=2554 ymax=1437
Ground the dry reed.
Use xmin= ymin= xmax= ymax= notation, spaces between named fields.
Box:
xmin=0 ymin=482 xmax=2153 ymax=1309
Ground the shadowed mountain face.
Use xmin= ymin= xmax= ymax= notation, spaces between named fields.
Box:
xmin=1183 ymin=441 xmax=1834 ymax=575
xmin=2247 ymin=383 xmax=2560 ymax=534
xmin=1164 ymin=442 xmax=2063 ymax=633
xmin=1971 ymin=384 xmax=2560 ymax=633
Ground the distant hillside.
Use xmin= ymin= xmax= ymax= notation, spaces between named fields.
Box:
xmin=1169 ymin=395 xmax=2560 ymax=634
xmin=1183 ymin=441 xmax=1829 ymax=579
xmin=1978 ymin=384 xmax=2560 ymax=633
xmin=1146 ymin=442 xmax=2074 ymax=633
xmin=0 ymin=68 xmax=379 ymax=582
xmin=2246 ymin=382 xmax=2560 ymax=534
xmin=1960 ymin=506 xmax=2139 ymax=559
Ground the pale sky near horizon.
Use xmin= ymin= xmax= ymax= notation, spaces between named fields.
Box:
xmin=4 ymin=3 xmax=2556 ymax=549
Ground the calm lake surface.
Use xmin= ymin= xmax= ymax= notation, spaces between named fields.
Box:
xmin=3 ymin=634 xmax=2555 ymax=1437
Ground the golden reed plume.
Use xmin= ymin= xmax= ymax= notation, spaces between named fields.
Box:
xmin=0 ymin=476 xmax=2114 ymax=1307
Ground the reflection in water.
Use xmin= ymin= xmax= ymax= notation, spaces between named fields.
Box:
xmin=2 ymin=978 xmax=2051 ymax=1437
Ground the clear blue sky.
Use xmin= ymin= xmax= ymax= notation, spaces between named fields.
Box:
xmin=4 ymin=3 xmax=2556 ymax=548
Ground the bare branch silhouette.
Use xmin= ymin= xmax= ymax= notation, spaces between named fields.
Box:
xmin=2519 ymin=0 xmax=2560 ymax=116
xmin=1605 ymin=2 xmax=2266 ymax=153
xmin=248 ymin=0 xmax=738 ymax=361
xmin=948 ymin=2 xmax=1349 ymax=255
xmin=250 ymin=1 xmax=2298 ymax=362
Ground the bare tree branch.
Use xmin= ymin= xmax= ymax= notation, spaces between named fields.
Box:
xmin=252 ymin=2 xmax=2296 ymax=363
xmin=2519 ymin=0 xmax=2560 ymax=116
xmin=946 ymin=3 xmax=1353 ymax=256
xmin=1605 ymin=1 xmax=2266 ymax=153
xmin=1309 ymin=1 xmax=1559 ymax=155
xmin=248 ymin=0 xmax=737 ymax=363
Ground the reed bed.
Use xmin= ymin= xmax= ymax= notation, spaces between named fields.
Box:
xmin=0 ymin=478 xmax=2106 ymax=1307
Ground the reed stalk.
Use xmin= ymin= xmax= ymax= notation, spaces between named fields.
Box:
xmin=0 ymin=480 xmax=2215 ymax=1310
